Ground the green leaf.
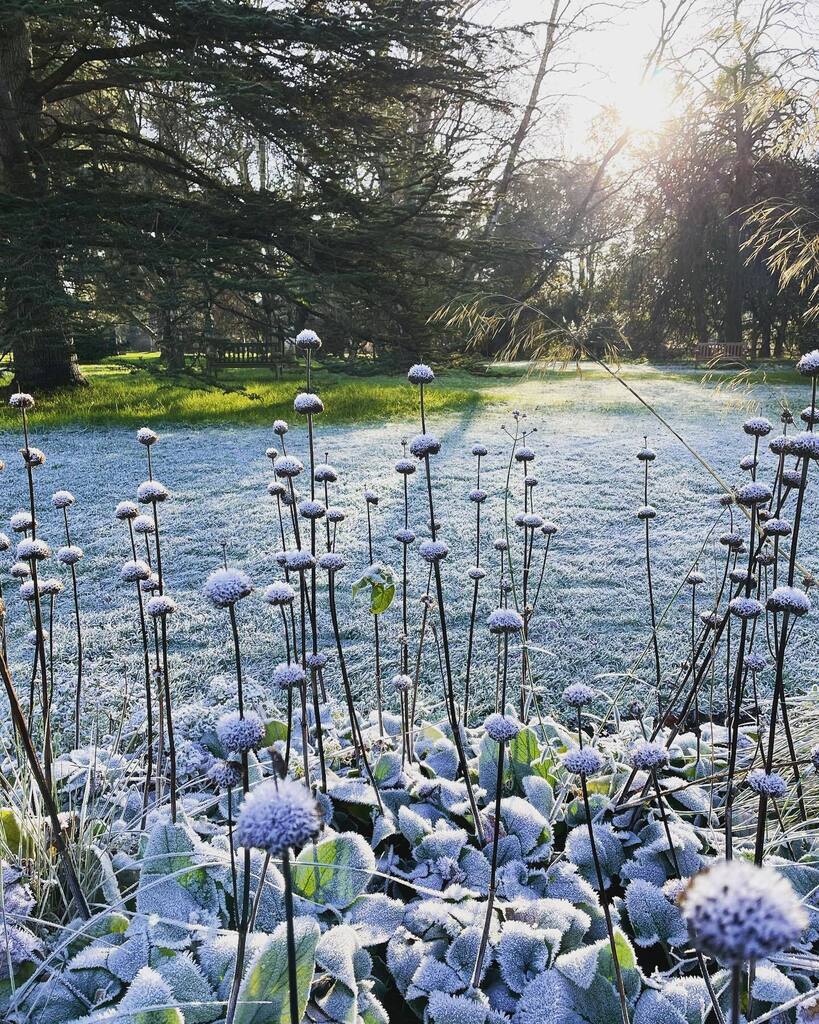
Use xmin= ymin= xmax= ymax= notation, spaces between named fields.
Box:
xmin=507 ymin=727 xmax=542 ymax=785
xmin=235 ymin=917 xmax=319 ymax=1024
xmin=292 ymin=832 xmax=375 ymax=909
xmin=600 ymin=929 xmax=637 ymax=981
xmin=263 ymin=719 xmax=289 ymax=745
xmin=0 ymin=807 xmax=35 ymax=858
xmin=351 ymin=564 xmax=396 ymax=615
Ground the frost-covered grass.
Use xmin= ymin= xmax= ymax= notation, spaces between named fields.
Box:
xmin=1 ymin=361 xmax=816 ymax=737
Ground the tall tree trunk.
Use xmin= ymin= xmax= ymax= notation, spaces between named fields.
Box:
xmin=723 ymin=65 xmax=752 ymax=350
xmin=774 ymin=317 xmax=786 ymax=360
xmin=0 ymin=14 xmax=86 ymax=389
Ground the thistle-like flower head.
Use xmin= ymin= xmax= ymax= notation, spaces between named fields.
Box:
xmin=407 ymin=363 xmax=434 ymax=385
xmin=686 ymin=569 xmax=706 ymax=586
xmin=273 ymin=662 xmax=306 ymax=689
xmin=318 ymin=552 xmax=345 ymax=572
xmin=208 ymin=760 xmax=242 ymax=789
xmin=763 ymin=517 xmax=791 ymax=537
xmin=314 ymin=463 xmax=338 ymax=483
xmin=563 ymin=683 xmax=596 ymax=708
xmin=236 ymin=778 xmax=322 ymax=856
xmin=487 ymin=608 xmax=524 ymax=634
xmin=392 ymin=673 xmax=412 ymax=693
xmin=742 ymin=417 xmax=772 ymax=437
xmin=394 ymin=528 xmax=416 ymax=545
xmin=203 ymin=567 xmax=253 ymax=607
xmin=133 ymin=514 xmax=155 ymax=535
xmin=467 ymin=566 xmax=486 ymax=581
xmin=629 ymin=740 xmax=669 ymax=772
xmin=293 ymin=393 xmax=324 ymax=415
xmin=52 ymin=490 xmax=75 ymax=509
xmin=562 ymin=747 xmax=604 ymax=776
xmin=472 ymin=443 xmax=488 ymax=457
xmin=10 ymin=511 xmax=33 ymax=533
xmin=298 ymin=500 xmax=325 ymax=520
xmin=785 ymin=431 xmax=819 ymax=461
xmin=21 ymin=447 xmax=46 ymax=467
xmin=419 ymin=540 xmax=449 ymax=563
xmin=326 ymin=506 xmax=346 ymax=523
xmin=273 ymin=419 xmax=289 ymax=436
xmin=9 ymin=393 xmax=34 ymax=410
xmin=217 ymin=710 xmax=265 ymax=753
xmin=484 ymin=713 xmax=520 ymax=743
xmin=541 ymin=521 xmax=559 ymax=536
xmin=729 ymin=596 xmax=763 ymax=620
xmin=274 ymin=456 xmax=304 ymax=479
xmin=409 ymin=433 xmax=441 ymax=459
xmin=137 ymin=480 xmax=169 ymax=504
xmin=468 ymin=488 xmax=487 ymax=504
xmin=636 ymin=505 xmax=657 ymax=520
xmin=39 ymin=577 xmax=63 ymax=596
xmin=747 ymin=769 xmax=787 ymax=798
xmin=637 ymin=446 xmax=656 ymax=461
xmin=767 ymin=585 xmax=811 ymax=616
xmin=264 ymin=581 xmax=296 ymax=606
xmin=115 ymin=500 xmax=139 ymax=521
xmin=796 ymin=349 xmax=819 ymax=376
xmin=137 ymin=427 xmax=158 ymax=446
xmin=146 ymin=595 xmax=177 ymax=618
xmin=681 ymin=860 xmax=806 ymax=964
xmin=9 ymin=562 xmax=30 ymax=579
xmin=285 ymin=549 xmax=315 ymax=573
xmin=295 ymin=329 xmax=322 ymax=351
xmin=120 ymin=559 xmax=152 ymax=583
xmin=736 ymin=482 xmax=772 ymax=507
xmin=394 ymin=457 xmax=416 ymax=475
xmin=514 ymin=446 xmax=536 ymax=463
xmin=0 ymin=533 xmax=10 ymax=552
xmin=17 ymin=539 xmax=50 ymax=562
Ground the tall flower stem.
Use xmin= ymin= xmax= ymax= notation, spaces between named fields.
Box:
xmin=580 ymin=774 xmax=630 ymax=1024
xmin=281 ymin=849 xmax=300 ymax=1024
xmin=641 ymin=441 xmax=662 ymax=717
xmin=471 ymin=737 xmax=505 ymax=987
xmin=61 ymin=506 xmax=83 ymax=749
xmin=365 ymin=498 xmax=384 ymax=737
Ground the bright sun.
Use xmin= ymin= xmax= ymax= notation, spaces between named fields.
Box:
xmin=609 ymin=72 xmax=679 ymax=135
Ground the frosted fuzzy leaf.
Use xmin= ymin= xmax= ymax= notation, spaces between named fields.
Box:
xmin=196 ymin=933 xmax=241 ymax=997
xmin=498 ymin=920 xmax=560 ymax=993
xmin=234 ymin=917 xmax=319 ymax=1024
xmin=292 ymin=831 xmax=375 ymax=909
xmin=136 ymin=818 xmax=222 ymax=943
xmin=444 ymin=927 xmax=486 ymax=985
xmin=419 ymin=737 xmax=459 ymax=780
xmin=398 ymin=804 xmax=435 ymax=844
xmin=119 ymin=966 xmax=182 ymax=1024
xmin=345 ymin=893 xmax=405 ymax=946
xmin=327 ymin=775 xmax=381 ymax=808
xmin=232 ymin=850 xmax=288 ymax=931
xmin=313 ymin=925 xmax=370 ymax=1024
xmin=500 ymin=797 xmax=552 ymax=856
xmin=386 ymin=929 xmax=426 ymax=995
xmin=461 ymin=846 xmax=492 ymax=891
xmin=509 ymin=896 xmax=592 ymax=953
xmin=514 ymin=968 xmax=585 ymax=1024
xmin=106 ymin=924 xmax=151 ymax=982
xmin=150 ymin=951 xmax=220 ymax=1024
xmin=407 ymin=953 xmax=464 ymax=997
xmin=555 ymin=932 xmax=636 ymax=992
xmin=523 ymin=775 xmax=555 ymax=819
xmin=539 ymin=863 xmax=599 ymax=918
xmin=373 ymin=751 xmax=402 ymax=787
xmin=623 ymin=879 xmax=687 ymax=948
xmin=751 ymin=960 xmax=798 ymax=1005
xmin=415 ymin=825 xmax=468 ymax=863
xmin=427 ymin=991 xmax=494 ymax=1024
xmin=565 ymin=822 xmax=625 ymax=888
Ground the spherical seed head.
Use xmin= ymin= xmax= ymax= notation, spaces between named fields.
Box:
xmin=0 ymin=533 xmax=10 ymax=552
xmin=743 ymin=417 xmax=772 ymax=437
xmin=513 ymin=513 xmax=525 ymax=528
xmin=493 ymin=538 xmax=509 ymax=552
xmin=769 ymin=434 xmax=790 ymax=455
xmin=264 ymin=581 xmax=296 ymax=606
xmin=514 ymin=446 xmax=536 ymax=463
xmin=394 ymin=457 xmax=416 ymax=475
xmin=419 ymin=540 xmax=449 ymax=563
xmin=681 ymin=860 xmax=807 ymax=964
xmin=729 ymin=596 xmax=763 ymax=620
xmin=409 ymin=433 xmax=441 ymax=458
xmin=758 ymin=546 xmax=775 ymax=566
xmin=236 ymin=778 xmax=322 ymax=856
xmin=407 ymin=363 xmax=434 ymax=385
xmin=686 ymin=569 xmax=706 ymax=586
xmin=137 ymin=427 xmax=158 ymax=446
xmin=9 ymin=562 xmax=30 ymax=579
xmin=285 ymin=549 xmax=316 ymax=573
xmin=314 ymin=463 xmax=337 ymax=483
xmin=208 ymin=759 xmax=242 ymax=789
xmin=318 ymin=552 xmax=345 ymax=572
xmin=785 ymin=431 xmax=819 ymax=461
xmin=274 ymin=456 xmax=303 ymax=479
xmin=137 ymin=480 xmax=169 ymax=504
xmin=120 ymin=559 xmax=152 ymax=583
xmin=265 ymin=446 xmax=278 ymax=461
xmin=800 ymin=405 xmax=819 ymax=425
xmin=273 ymin=661 xmax=306 ymax=689
xmin=394 ymin=528 xmax=416 ymax=545
xmin=140 ymin=574 xmax=160 ymax=592
xmin=739 ymin=455 xmax=757 ymax=472
xmin=115 ymin=500 xmax=139 ymax=521
xmin=467 ymin=566 xmax=486 ymax=581
xmin=767 ymin=585 xmax=811 ymax=617
xmin=487 ymin=607 xmax=524 ymax=634
xmin=469 ymin=488 xmax=487 ymax=504
xmin=699 ymin=609 xmax=719 ymax=627
xmin=484 ymin=713 xmax=520 ymax=743
xmin=796 ymin=349 xmax=819 ymax=376
xmin=563 ymin=683 xmax=596 ymax=708
xmin=736 ymin=482 xmax=772 ymax=507
xmin=293 ymin=392 xmax=324 ymax=415
xmin=295 ymin=329 xmax=322 ymax=351
xmin=39 ymin=577 xmax=63 ymax=596
xmin=744 ymin=652 xmax=767 ymax=672
xmin=472 ymin=443 xmax=488 ymax=457
xmin=782 ymin=468 xmax=805 ymax=490
xmin=21 ymin=447 xmax=45 ymax=467
xmin=146 ymin=595 xmax=177 ymax=618
xmin=52 ymin=490 xmax=75 ymax=509
xmin=541 ymin=521 xmax=559 ymax=536
xmin=763 ymin=517 xmax=791 ymax=537
xmin=719 ymin=531 xmax=743 ymax=549
xmin=306 ymin=652 xmax=328 ymax=669
xmin=9 ymin=392 xmax=34 ymax=410
xmin=636 ymin=505 xmax=657 ymax=520
xmin=637 ymin=446 xmax=656 ymax=461
xmin=216 ymin=710 xmax=266 ymax=753
xmin=525 ymin=475 xmax=538 ymax=488
xmin=19 ymin=581 xmax=37 ymax=601
xmin=203 ymin=567 xmax=253 ymax=607
xmin=326 ymin=506 xmax=346 ymax=523
xmin=17 ymin=539 xmax=50 ymax=562
xmin=273 ymin=419 xmax=289 ymax=436
xmin=562 ymin=746 xmax=604 ymax=776
xmin=9 ymin=511 xmax=33 ymax=533
xmin=298 ymin=500 xmax=325 ymax=520
xmin=523 ymin=513 xmax=543 ymax=528
xmin=747 ymin=769 xmax=787 ymax=798
xmin=392 ymin=673 xmax=412 ymax=693
xmin=629 ymin=740 xmax=669 ymax=772
xmin=133 ymin=514 xmax=155 ymax=535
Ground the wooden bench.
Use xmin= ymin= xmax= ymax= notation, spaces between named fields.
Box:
xmin=695 ymin=339 xmax=745 ymax=365
xmin=203 ymin=339 xmax=284 ymax=375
